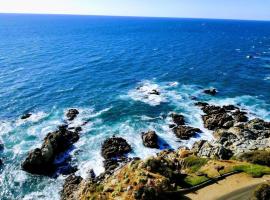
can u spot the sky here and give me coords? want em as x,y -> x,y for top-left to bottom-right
0,0 -> 269,21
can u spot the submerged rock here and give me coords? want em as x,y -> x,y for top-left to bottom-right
21,113 -> 32,119
66,109 -> 79,121
22,126 -> 79,175
173,125 -> 201,140
203,88 -> 217,95
141,131 -> 159,148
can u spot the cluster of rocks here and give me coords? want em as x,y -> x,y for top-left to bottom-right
170,113 -> 202,140
21,109 -> 82,176
192,102 -> 270,158
101,136 -> 132,172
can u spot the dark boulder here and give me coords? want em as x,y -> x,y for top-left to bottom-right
203,88 -> 217,95
103,158 -> 119,172
66,109 -> 79,121
101,137 -> 131,159
170,113 -> 185,126
22,126 -> 79,175
172,126 -> 202,140
21,113 -> 32,120
195,102 -> 209,107
223,105 -> 238,111
141,131 -> 159,148
201,105 -> 226,115
149,89 -> 160,95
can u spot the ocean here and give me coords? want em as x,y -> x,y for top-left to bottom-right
0,14 -> 269,199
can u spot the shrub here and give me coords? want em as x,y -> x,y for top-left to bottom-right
183,156 -> 208,172
238,151 -> 270,166
233,164 -> 270,177
251,183 -> 270,200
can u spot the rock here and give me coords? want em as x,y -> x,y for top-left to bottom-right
169,124 -> 176,129
234,113 -> 248,122
203,113 -> 233,130
141,131 -> 159,148
148,89 -> 160,95
214,146 -> 233,160
21,113 -> 32,119
0,158 -> 3,166
172,126 -> 201,140
0,143 -> 4,151
86,169 -> 96,180
170,113 -> 185,126
103,158 -> 119,172
178,148 -> 191,158
203,88 -> 217,95
101,137 -> 131,159
61,174 -> 83,200
66,109 -> 79,121
195,102 -> 209,107
223,105 -> 238,111
213,129 -> 237,141
202,105 -> 226,115
192,141 -> 232,160
22,126 -> 79,175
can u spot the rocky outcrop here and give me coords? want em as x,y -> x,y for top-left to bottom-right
61,174 -> 83,200
203,88 -> 217,95
173,126 -> 202,140
141,131 -> 159,148
21,113 -> 32,119
198,104 -> 249,130
101,137 -> 131,159
101,137 -> 132,172
191,140 -> 233,160
21,125 -> 79,175
193,103 -> 270,157
66,109 -> 79,121
170,113 -> 185,126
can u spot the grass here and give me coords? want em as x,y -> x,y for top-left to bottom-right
238,150 -> 270,166
184,175 -> 209,186
233,164 -> 270,177
183,156 -> 208,172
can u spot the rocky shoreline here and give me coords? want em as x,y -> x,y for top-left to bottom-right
59,100 -> 269,200
16,89 -> 270,200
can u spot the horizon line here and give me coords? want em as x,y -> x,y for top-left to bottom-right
0,12 -> 270,22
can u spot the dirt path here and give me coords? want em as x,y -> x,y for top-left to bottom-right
185,173 -> 270,200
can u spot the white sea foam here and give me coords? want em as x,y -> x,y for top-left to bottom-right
127,80 -> 167,106
264,75 -> 270,81
16,111 -> 48,126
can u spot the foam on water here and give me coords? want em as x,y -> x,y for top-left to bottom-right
127,80 -> 168,106
1,79 -> 270,199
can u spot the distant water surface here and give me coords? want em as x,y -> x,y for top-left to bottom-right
0,14 -> 270,199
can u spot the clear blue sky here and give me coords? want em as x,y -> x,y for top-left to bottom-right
0,0 -> 269,21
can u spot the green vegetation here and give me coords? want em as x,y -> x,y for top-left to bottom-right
233,164 -> 270,177
184,175 -> 209,186
183,156 -> 208,172
238,150 -> 270,166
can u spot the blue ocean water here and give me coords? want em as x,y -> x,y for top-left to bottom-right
0,14 -> 270,199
